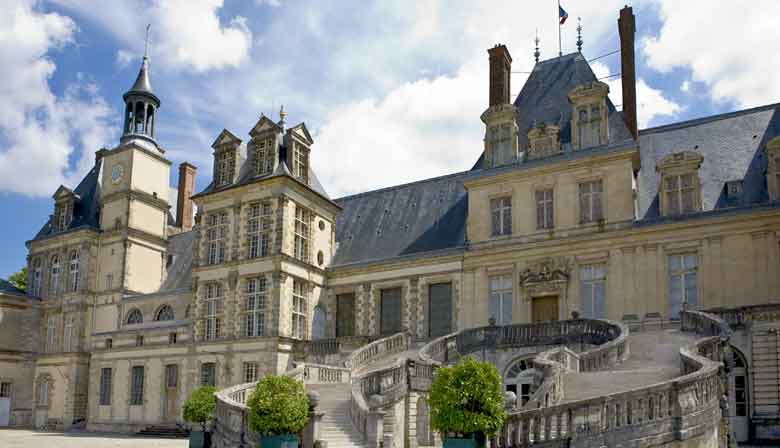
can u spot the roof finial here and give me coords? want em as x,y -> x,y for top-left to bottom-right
279,104 -> 287,129
144,24 -> 151,59
534,29 -> 540,63
576,17 -> 583,53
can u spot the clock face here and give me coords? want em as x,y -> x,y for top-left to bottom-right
111,164 -> 124,184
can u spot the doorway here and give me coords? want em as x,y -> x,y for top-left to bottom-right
164,364 -> 178,422
428,283 -> 452,338
729,349 -> 749,442
380,288 -> 402,335
532,295 -> 559,322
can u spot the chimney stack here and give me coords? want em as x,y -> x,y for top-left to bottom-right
488,44 -> 512,107
618,6 -> 638,139
176,162 -> 197,231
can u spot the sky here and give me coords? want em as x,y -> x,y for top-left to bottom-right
1,0 -> 780,279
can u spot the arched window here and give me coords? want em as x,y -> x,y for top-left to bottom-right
50,255 -> 61,294
134,101 -> 145,133
126,308 -> 143,325
146,104 -> 155,137
155,305 -> 175,322
69,250 -> 80,292
31,258 -> 42,296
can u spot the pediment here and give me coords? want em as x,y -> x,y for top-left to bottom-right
249,115 -> 282,137
289,122 -> 314,145
211,129 -> 242,148
52,185 -> 76,201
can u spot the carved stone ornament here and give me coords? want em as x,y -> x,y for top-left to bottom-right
518,256 -> 572,301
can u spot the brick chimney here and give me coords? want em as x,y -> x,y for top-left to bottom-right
618,6 -> 638,139
488,44 -> 512,107
176,162 -> 197,231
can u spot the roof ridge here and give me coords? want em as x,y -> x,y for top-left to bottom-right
640,102 -> 780,135
333,168 -> 474,202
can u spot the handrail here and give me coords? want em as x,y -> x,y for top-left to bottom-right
704,303 -> 780,328
346,331 -> 411,371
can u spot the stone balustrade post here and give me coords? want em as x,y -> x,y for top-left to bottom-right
303,391 -> 323,448
367,395 -> 385,448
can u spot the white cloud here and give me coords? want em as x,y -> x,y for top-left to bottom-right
256,0 -> 281,6
680,80 -> 690,93
643,0 -> 780,108
0,0 -> 115,197
591,61 -> 680,129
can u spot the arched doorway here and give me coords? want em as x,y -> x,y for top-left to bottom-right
504,357 -> 534,407
312,305 -> 326,340
729,347 -> 750,442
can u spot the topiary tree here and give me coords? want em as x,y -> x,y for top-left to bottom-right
183,385 -> 217,431
428,357 -> 507,442
247,375 -> 310,436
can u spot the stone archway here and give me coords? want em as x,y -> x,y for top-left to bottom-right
519,257 -> 572,321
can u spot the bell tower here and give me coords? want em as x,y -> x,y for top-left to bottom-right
120,26 -> 161,150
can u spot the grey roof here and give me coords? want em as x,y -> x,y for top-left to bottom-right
32,159 -> 103,240
332,171 -> 471,267
123,56 -> 158,103
158,230 -> 196,292
637,103 -> 780,219
0,279 -> 26,297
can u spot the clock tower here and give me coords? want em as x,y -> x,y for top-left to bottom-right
98,53 -> 172,294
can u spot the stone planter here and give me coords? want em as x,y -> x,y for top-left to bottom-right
259,433 -> 299,448
443,436 -> 477,448
189,430 -> 205,448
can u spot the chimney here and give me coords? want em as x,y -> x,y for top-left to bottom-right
618,6 -> 638,139
488,44 -> 512,107
176,162 -> 197,231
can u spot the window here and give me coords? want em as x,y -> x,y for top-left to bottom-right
292,280 -> 308,339
580,264 -> 606,318
135,335 -> 144,347
31,258 -> 42,296
155,305 -> 175,321
242,278 -> 266,337
37,380 -> 49,406
579,180 -> 604,223
668,254 -> 698,318
126,308 -> 143,325
489,124 -> 514,167
664,174 -> 697,215
535,189 -> 554,229
168,332 -> 177,345
54,203 -> 71,232
0,382 -> 11,398
293,142 -> 309,183
578,108 -> 588,147
204,283 -> 224,340
165,365 -> 178,388
489,275 -> 513,325
254,138 -> 275,176
50,255 -> 60,294
69,250 -> 80,292
735,374 -> 747,417
99,368 -> 112,406
206,212 -> 228,265
63,315 -> 77,352
46,316 -> 57,353
294,205 -> 311,263
244,362 -> 258,383
247,202 -> 272,259
589,104 -> 602,147
105,338 -> 112,350
490,197 -> 512,237
130,366 -> 144,405
201,363 -> 216,387
336,293 -> 355,337
106,273 -> 114,290
216,150 -> 235,186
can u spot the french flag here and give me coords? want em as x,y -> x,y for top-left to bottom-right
559,5 -> 569,25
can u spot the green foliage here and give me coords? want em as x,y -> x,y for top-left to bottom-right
247,375 -> 310,436
428,357 -> 507,437
182,385 -> 217,426
9,267 -> 27,292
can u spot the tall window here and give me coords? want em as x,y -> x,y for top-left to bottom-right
201,363 -> 216,387
578,108 -> 588,148
106,273 -> 114,290
293,142 -> 308,183
69,250 -> 80,292
336,293 -> 355,337
99,368 -> 112,406
669,254 -> 698,318
580,264 -> 606,318
54,203 -> 70,232
590,104 -> 602,147
243,278 -> 266,337
50,255 -> 60,294
664,174 -> 697,215
31,258 -> 42,296
46,316 -> 57,353
577,105 -> 602,149
0,382 -> 10,399
579,180 -> 604,223
491,197 -> 512,237
37,380 -> 49,406
206,212 -> 228,265
254,138 -> 274,175
536,189 -> 554,229
204,283 -> 223,340
294,205 -> 311,263
247,202 -> 272,259
292,280 -> 308,339
244,362 -> 258,383
216,151 -> 235,186
130,366 -> 144,405
489,275 -> 512,325
63,315 -> 77,352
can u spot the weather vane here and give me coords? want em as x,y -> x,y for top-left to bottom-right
576,17 -> 583,52
144,24 -> 151,58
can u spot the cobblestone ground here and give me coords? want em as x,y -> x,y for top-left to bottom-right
0,429 -> 187,447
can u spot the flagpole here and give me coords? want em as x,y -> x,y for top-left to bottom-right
558,0 -> 562,56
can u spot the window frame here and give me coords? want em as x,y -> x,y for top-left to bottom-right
668,253 -> 699,319
206,212 -> 229,265
31,258 -> 42,296
243,362 -> 258,383
294,205 -> 311,263
0,381 -> 11,399
242,277 -> 266,338
579,263 -> 607,318
216,150 -> 235,186
99,368 -> 112,406
204,283 -> 224,340
490,196 -> 512,237
488,274 -> 513,325
201,362 -> 216,387
130,366 -> 144,406
247,202 -> 272,259
69,250 -> 80,292
535,188 -> 555,230
50,254 -> 60,294
579,180 -> 604,224
292,279 -> 308,340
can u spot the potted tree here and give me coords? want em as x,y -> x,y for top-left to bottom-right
182,385 -> 217,448
247,375 -> 310,448
429,357 -> 507,447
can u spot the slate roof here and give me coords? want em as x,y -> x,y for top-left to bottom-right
0,279 -> 26,297
32,158 -> 103,241
637,103 -> 780,220
158,230 -> 196,293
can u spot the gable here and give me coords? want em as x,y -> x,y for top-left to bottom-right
211,129 -> 242,148
290,123 -> 314,145
52,185 -> 76,201
249,115 -> 282,137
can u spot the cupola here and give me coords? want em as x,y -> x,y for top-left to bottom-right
120,53 -> 161,150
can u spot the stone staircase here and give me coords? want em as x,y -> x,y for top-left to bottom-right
308,383 -> 368,447
136,424 -> 190,438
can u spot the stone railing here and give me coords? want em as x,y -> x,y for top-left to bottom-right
295,335 -> 375,365
704,303 -> 780,329
347,331 -> 411,371
495,310 -> 730,447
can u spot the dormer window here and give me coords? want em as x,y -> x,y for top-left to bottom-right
527,123 -> 561,160
210,129 -> 241,188
292,141 -> 309,184
216,150 -> 235,187
657,151 -> 704,217
569,81 -> 609,150
489,124 -> 514,167
254,137 -> 275,176
767,136 -> 780,201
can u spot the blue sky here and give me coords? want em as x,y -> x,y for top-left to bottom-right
2,0 -> 779,280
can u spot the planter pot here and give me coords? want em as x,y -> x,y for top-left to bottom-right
443,437 -> 477,448
259,433 -> 300,448
189,430 -> 205,448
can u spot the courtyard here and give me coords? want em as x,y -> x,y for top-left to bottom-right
0,429 -> 187,447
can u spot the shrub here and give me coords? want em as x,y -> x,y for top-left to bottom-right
428,357 -> 507,438
247,375 -> 310,436
183,385 -> 217,429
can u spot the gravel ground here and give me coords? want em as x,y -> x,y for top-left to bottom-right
0,429 -> 187,447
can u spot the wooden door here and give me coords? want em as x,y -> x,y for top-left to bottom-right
532,296 -> 559,322
164,364 -> 178,421
428,283 -> 452,338
380,288 -> 402,335
336,293 -> 355,337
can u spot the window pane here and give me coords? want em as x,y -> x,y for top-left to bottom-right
685,273 -> 698,308
684,254 -> 698,269
669,255 -> 682,271
489,293 -> 499,323
501,292 -> 512,325
594,281 -> 606,318
580,283 -> 593,318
